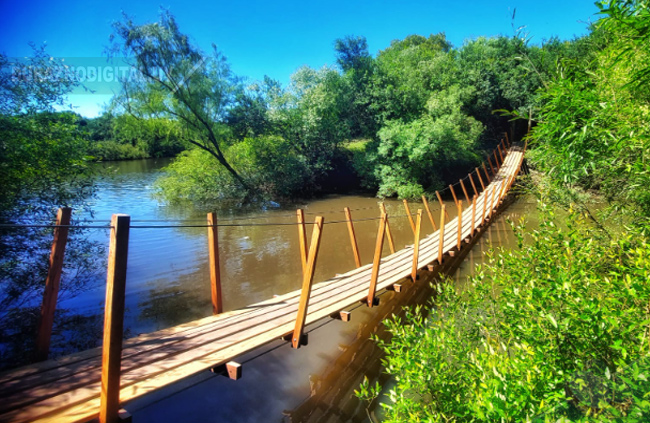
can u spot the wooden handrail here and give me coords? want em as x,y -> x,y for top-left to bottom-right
411,210 -> 422,282
380,203 -> 396,254
207,212 -> 223,315
36,207 -> 72,362
460,179 -> 470,204
403,199 -> 416,235
344,207 -> 362,268
367,212 -> 387,308
99,214 -> 130,423
292,216 -> 324,349
296,209 -> 308,275
438,205 -> 446,264
421,195 -> 437,231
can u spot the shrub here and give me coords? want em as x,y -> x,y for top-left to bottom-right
360,205 -> 650,422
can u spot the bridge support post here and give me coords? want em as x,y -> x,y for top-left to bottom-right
100,214 -> 130,423
421,195 -> 437,231
380,203 -> 396,254
490,186 -> 497,217
403,200 -> 416,235
435,191 -> 450,220
475,167 -> 486,190
483,163 -> 492,183
449,184 -> 459,206
438,205 -> 446,264
207,213 -> 223,315
482,188 -> 488,224
471,195 -> 477,237
296,209 -> 308,275
460,179 -> 470,204
35,207 -> 72,362
457,201 -> 463,250
487,156 -> 496,176
468,172 -> 479,198
291,216 -> 324,349
367,212 -> 387,308
344,207 -> 362,268
411,210 -> 422,282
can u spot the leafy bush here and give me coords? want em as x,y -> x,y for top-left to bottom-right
373,86 -> 482,198
87,140 -> 148,161
360,206 -> 650,422
529,0 -> 650,220
155,135 -> 309,203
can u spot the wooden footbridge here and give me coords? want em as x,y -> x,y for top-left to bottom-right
0,140 -> 526,423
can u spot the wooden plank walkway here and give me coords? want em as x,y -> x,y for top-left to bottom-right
0,146 -> 525,423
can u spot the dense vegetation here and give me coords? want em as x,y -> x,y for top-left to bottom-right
0,49 -> 104,368
357,1 -> 650,421
92,12 -> 583,203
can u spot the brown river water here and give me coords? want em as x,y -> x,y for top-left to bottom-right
57,159 -> 537,422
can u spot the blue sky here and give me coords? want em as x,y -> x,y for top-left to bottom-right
0,0 -> 600,117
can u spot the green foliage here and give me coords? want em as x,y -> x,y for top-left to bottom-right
111,11 -> 250,189
156,135 -> 309,203
0,112 -> 92,213
529,1 -> 650,219
370,33 -> 453,124
367,207 -> 650,422
87,140 -> 149,161
372,86 -> 483,198
334,35 -> 372,73
0,45 -> 78,115
0,49 -> 104,368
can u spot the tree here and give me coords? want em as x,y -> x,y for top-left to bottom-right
334,35 -> 372,72
111,11 -> 250,190
0,48 -> 102,369
370,33 -> 453,124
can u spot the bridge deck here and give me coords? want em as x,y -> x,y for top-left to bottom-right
0,148 -> 524,423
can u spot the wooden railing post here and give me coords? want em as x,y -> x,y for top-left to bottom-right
291,216 -> 324,349
411,210 -> 422,282
403,199 -> 416,235
483,163 -> 492,183
476,167 -> 486,190
493,150 -> 501,169
207,212 -> 223,315
367,212 -> 387,308
99,214 -> 130,423
35,207 -> 72,362
460,179 -> 470,204
380,203 -> 396,254
482,187 -> 488,224
471,195 -> 477,237
344,207 -> 361,268
505,132 -> 510,147
490,186 -> 497,216
296,209 -> 308,275
457,201 -> 463,250
487,156 -> 496,176
449,184 -> 459,206
498,177 -> 508,204
421,195 -> 437,230
436,191 -> 450,219
468,173 -> 479,198
437,205 -> 446,264
498,142 -> 505,163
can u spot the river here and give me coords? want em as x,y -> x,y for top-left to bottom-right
56,159 -> 535,422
